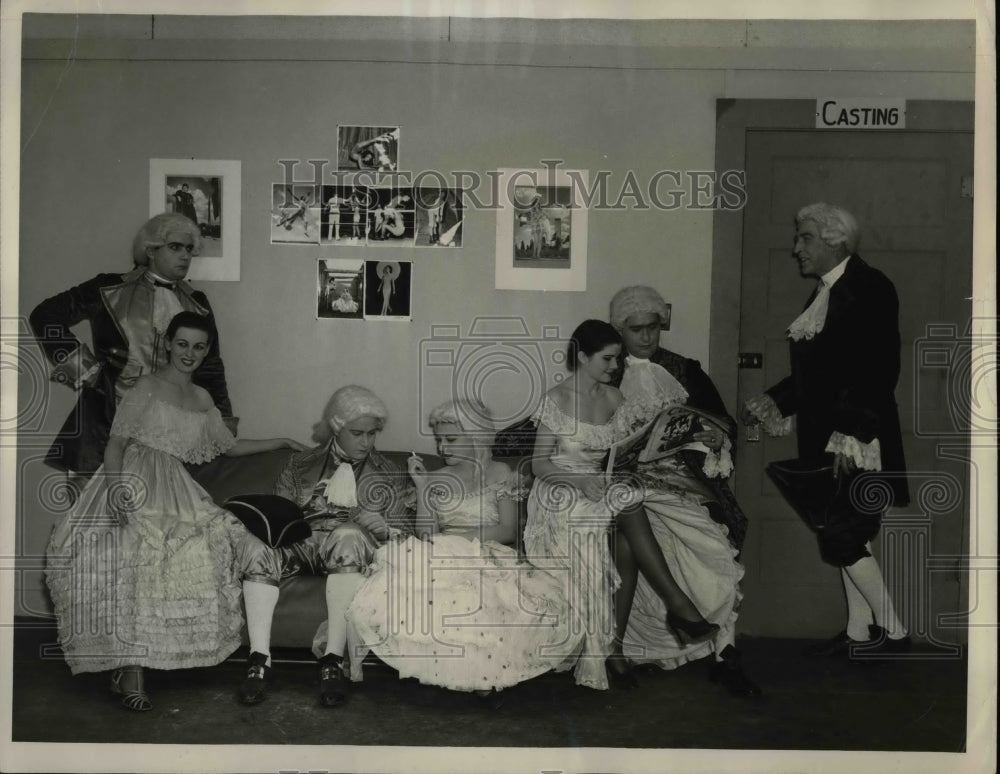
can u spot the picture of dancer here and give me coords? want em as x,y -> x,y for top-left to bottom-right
318,258 -> 364,320
338,125 -> 400,172
367,187 -> 415,244
512,185 -> 572,266
363,260 -> 411,320
164,176 -> 223,256
414,188 -> 464,248
271,184 -> 320,245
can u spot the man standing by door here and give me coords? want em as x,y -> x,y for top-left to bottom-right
745,202 -> 911,658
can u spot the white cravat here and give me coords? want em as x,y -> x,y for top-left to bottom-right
621,355 -> 688,406
320,442 -> 359,508
148,272 -> 184,336
787,256 -> 850,342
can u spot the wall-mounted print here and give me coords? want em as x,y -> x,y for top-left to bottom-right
367,186 -> 415,245
271,184 -> 320,245
495,168 -> 588,291
337,125 -> 400,173
318,258 -> 364,320
364,260 -> 411,321
320,184 -> 368,246
149,159 -> 241,281
414,188 -> 464,248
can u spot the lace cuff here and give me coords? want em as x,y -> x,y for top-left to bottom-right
495,475 -> 529,502
825,432 -> 882,471
702,435 -> 734,479
745,394 -> 792,437
109,388 -> 154,439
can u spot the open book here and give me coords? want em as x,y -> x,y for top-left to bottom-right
605,404 -> 731,477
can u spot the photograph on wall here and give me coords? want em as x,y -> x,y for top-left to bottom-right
495,168 -> 588,291
414,187 -> 464,247
148,158 -> 241,281
270,183 -> 320,245
337,125 -> 400,172
366,186 -> 415,245
318,258 -> 364,320
320,184 -> 368,245
363,260 -> 411,320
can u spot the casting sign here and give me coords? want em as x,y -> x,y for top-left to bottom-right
816,98 -> 906,129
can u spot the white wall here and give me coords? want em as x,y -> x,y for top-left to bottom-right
12,15 -> 975,616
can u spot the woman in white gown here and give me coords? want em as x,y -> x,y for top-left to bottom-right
341,399 -> 577,693
525,320 -> 717,690
608,286 -> 759,697
45,311 -> 305,711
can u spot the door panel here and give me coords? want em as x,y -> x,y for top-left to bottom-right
735,129 -> 973,643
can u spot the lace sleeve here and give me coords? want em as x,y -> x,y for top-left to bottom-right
109,387 -> 154,441
531,395 -> 571,434
204,407 -> 237,456
825,431 -> 882,471
494,469 -> 529,502
745,394 -> 793,437
702,435 -> 735,479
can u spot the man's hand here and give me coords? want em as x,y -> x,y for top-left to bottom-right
833,452 -> 856,479
354,510 -> 389,540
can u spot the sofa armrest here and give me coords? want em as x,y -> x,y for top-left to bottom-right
189,449 -> 295,505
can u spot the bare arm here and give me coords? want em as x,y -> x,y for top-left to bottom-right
225,438 -> 307,457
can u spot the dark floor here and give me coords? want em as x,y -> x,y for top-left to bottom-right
10,619 -> 968,753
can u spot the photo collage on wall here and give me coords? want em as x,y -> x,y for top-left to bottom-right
272,125 -> 464,321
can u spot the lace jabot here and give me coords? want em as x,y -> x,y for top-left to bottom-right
110,388 -> 235,464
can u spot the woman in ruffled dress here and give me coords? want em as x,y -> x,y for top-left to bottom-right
607,286 -> 759,697
342,398 -> 574,695
45,311 -> 305,712
525,319 -> 717,690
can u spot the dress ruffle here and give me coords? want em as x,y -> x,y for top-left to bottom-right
46,410 -> 246,675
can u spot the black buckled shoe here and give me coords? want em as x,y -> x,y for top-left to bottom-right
240,651 -> 271,705
851,625 -> 912,659
802,630 -> 868,658
708,645 -> 762,699
319,653 -> 350,708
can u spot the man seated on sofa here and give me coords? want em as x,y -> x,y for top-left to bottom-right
237,385 -> 415,707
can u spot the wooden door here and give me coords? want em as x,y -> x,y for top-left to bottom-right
735,129 -> 974,644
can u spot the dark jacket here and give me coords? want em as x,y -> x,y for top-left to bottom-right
766,254 -> 909,506
29,268 -> 232,473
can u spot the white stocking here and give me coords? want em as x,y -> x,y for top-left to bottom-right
843,547 -> 906,638
325,573 -> 365,658
841,567 -> 873,641
243,581 -> 280,666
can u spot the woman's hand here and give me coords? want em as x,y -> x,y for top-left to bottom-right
106,480 -> 136,526
579,476 -> 607,502
407,454 -> 428,485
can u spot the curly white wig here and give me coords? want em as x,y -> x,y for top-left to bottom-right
609,285 -> 670,331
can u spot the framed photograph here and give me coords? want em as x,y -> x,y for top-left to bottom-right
364,260 -> 412,320
495,168 -> 588,291
318,258 -> 364,320
149,158 -> 241,282
337,125 -> 400,173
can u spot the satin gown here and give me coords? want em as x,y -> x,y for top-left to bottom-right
46,387 -> 247,674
